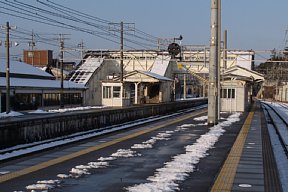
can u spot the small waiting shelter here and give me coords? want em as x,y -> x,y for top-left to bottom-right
220,66 -> 264,112
102,70 -> 172,107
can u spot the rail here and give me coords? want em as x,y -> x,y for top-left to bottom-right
261,102 -> 288,157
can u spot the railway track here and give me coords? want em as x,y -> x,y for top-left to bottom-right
0,104 -> 207,162
261,102 -> 288,157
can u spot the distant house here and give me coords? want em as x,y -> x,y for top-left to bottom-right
0,61 -> 86,112
23,50 -> 53,67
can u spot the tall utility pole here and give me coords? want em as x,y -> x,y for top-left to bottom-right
217,0 -> 221,120
1,22 -> 16,114
59,34 -> 64,108
120,21 -> 124,82
223,30 -> 227,70
208,0 -> 219,125
78,40 -> 85,64
29,30 -> 36,66
109,22 -> 135,82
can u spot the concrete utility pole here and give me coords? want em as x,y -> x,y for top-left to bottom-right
223,30 -> 227,69
78,40 -> 85,63
1,22 -> 16,114
120,21 -> 124,82
208,0 -> 219,125
217,0 -> 221,120
59,34 -> 64,109
109,22 -> 134,82
29,30 -> 36,66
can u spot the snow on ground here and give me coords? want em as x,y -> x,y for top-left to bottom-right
28,109 -> 53,114
0,111 -> 23,118
57,174 -> 69,179
98,157 -> 116,161
193,115 -> 207,121
48,105 -> 109,113
126,112 -> 241,192
111,149 -> 141,158
26,179 -> 61,191
0,105 -> 108,118
27,112 -> 240,192
267,123 -> 288,191
261,101 -> 288,191
0,113 -> 178,161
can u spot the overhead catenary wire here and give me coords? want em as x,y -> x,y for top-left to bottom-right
0,0 -> 159,50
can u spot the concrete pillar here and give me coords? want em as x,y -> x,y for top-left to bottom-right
134,82 -> 139,104
184,74 -> 187,99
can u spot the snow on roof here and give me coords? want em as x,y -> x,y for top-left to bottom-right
150,55 -> 171,76
0,77 -> 85,89
140,71 -> 172,81
70,56 -> 104,85
0,61 -> 53,78
224,65 -> 264,81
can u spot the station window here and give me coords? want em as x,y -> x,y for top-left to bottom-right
113,86 -> 121,98
220,88 -> 235,98
103,86 -> 112,98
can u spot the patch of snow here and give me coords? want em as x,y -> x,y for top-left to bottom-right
37,180 -> 61,184
28,109 -> 52,114
0,171 -> 9,175
131,143 -> 153,149
70,168 -> 90,176
48,105 -> 109,113
26,184 -> 54,190
194,115 -> 208,121
267,123 -> 288,191
142,139 -> 157,145
98,157 -> 116,161
75,165 -> 92,170
88,161 -> 109,168
57,174 -> 70,179
0,111 -> 23,118
111,149 -> 141,158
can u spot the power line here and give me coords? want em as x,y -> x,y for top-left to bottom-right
0,0 -> 159,50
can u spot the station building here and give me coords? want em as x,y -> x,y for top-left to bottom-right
0,61 -> 85,112
69,51 -> 179,107
68,49 -> 262,111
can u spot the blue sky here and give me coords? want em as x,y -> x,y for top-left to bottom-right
0,0 -> 288,60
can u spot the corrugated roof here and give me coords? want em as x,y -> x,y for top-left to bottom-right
70,56 -> 104,85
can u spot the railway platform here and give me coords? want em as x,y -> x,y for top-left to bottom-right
211,101 -> 282,192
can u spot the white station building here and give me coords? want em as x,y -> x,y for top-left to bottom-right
68,49 -> 264,112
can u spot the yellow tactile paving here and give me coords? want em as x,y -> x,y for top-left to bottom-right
0,109 -> 206,183
210,111 -> 255,192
